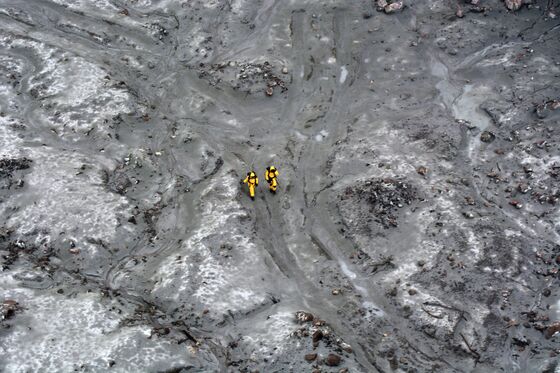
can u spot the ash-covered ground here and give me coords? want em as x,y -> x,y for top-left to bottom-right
0,0 -> 559,372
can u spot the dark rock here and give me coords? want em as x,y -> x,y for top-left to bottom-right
512,336 -> 530,347
0,157 -> 32,178
544,322 -> 560,339
387,287 -> 398,297
312,329 -> 324,343
408,289 -> 417,296
325,353 -> 341,366
416,166 -> 428,176
304,353 -> 317,362
543,289 -> 551,297
2,299 -> 21,320
480,131 -> 496,143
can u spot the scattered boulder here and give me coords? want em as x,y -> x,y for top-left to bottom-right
504,0 -> 522,10
544,322 -> 560,339
518,183 -> 530,194
325,353 -> 342,366
340,342 -> 353,353
109,172 -> 132,195
304,353 -> 317,362
509,200 -> 523,209
535,99 -> 560,119
295,311 -> 314,323
340,178 -> 418,229
1,299 -> 21,320
480,131 -> 496,143
385,1 -> 404,13
312,329 -> 324,343
377,0 -> 404,13
0,157 -> 32,178
416,166 -> 428,176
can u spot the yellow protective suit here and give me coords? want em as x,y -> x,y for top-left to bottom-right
265,166 -> 279,193
242,171 -> 258,200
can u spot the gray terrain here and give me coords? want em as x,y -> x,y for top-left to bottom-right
1,0 -> 559,372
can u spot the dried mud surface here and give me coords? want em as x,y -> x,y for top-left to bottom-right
0,0 -> 559,372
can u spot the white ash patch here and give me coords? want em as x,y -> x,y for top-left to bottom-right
152,172 -> 275,315
0,287 -> 193,373
6,147 -> 131,253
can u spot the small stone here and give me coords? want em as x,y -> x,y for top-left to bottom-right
312,329 -> 324,343
295,311 -> 314,323
331,288 -> 342,295
543,289 -> 551,297
340,342 -> 353,353
480,131 -> 496,143
282,67 -> 288,74
325,354 -> 342,366
518,183 -> 530,194
505,0 -> 523,11
2,300 -> 20,319
384,1 -> 403,13
376,0 -> 388,10
456,7 -> 464,18
417,260 -> 426,267
465,196 -> 475,205
523,165 -> 533,173
545,322 -> 560,339
69,247 -> 80,254
408,289 -> 417,296
463,211 -> 475,219
304,353 -> 317,362
416,166 -> 428,176
509,200 -> 523,209
265,87 -> 274,96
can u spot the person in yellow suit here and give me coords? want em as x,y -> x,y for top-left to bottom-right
242,171 -> 258,200
265,166 -> 279,194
